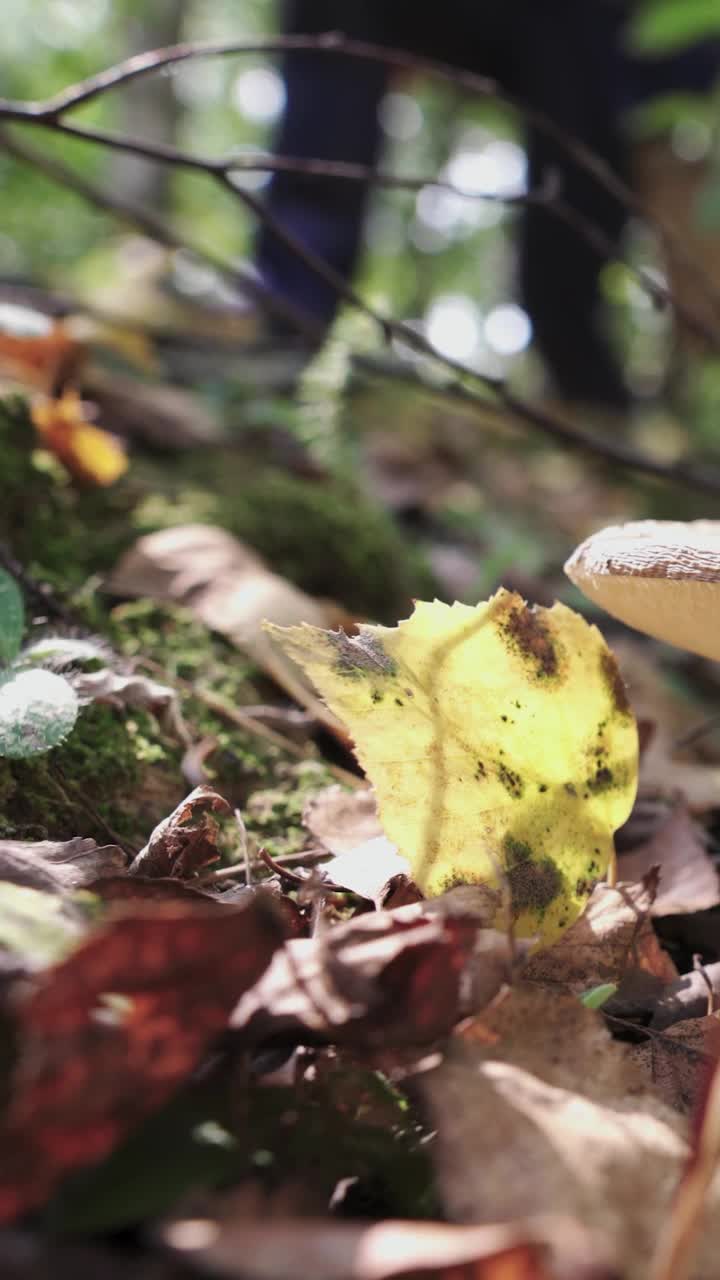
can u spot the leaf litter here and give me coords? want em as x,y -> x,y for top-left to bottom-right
4,585 -> 720,1280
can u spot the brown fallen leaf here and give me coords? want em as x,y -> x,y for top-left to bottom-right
302,785 -> 384,855
422,986 -> 720,1280
629,1018 -> 718,1114
0,892 -> 287,1222
163,1212 -> 593,1280
128,786 -> 231,879
88,874 -> 230,908
0,837 -> 126,894
231,900 -> 514,1049
82,365 -> 222,449
650,1025 -> 720,1280
106,524 -> 346,735
524,879 -> 677,994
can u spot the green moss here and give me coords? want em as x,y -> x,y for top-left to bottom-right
0,397 -> 140,597
1,396 -> 434,621
0,703 -> 181,845
132,450 -> 436,621
244,759 -> 337,858
0,397 -> 403,849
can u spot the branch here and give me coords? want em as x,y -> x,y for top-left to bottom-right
14,114 -> 704,349
2,30 -> 718,337
7,131 -> 720,498
0,125 -> 323,342
4,54 -> 720,496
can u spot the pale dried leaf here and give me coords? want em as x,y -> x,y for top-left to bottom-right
524,880 -> 676,993
303,785 -> 383,854
106,524 -> 344,732
73,668 -> 176,712
324,837 -> 413,906
619,807 -> 719,916
423,987 -> 720,1280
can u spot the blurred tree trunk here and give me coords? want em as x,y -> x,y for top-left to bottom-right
115,0 -> 187,211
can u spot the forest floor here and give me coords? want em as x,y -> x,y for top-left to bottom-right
3,328 -> 720,1280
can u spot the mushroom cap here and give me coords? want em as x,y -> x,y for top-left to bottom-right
564,520 -> 720,661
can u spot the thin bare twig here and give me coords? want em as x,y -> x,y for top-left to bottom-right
0,124 -> 323,342
2,30 -> 718,334
4,44 -> 720,494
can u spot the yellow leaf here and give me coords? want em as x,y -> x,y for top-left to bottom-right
31,389 -> 127,487
268,591 -> 638,947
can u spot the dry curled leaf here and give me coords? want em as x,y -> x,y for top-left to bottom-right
128,786 -> 231,879
231,900 -> 513,1049
0,837 -> 125,894
0,893 -> 287,1222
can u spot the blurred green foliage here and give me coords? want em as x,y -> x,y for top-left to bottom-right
629,0 -> 720,54
0,0 -> 719,429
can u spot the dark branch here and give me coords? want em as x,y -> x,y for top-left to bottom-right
3,44 -> 720,496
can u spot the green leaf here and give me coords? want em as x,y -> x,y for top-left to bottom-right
0,568 -> 24,667
628,0 -> 720,54
0,668 -> 79,758
579,983 -> 618,1010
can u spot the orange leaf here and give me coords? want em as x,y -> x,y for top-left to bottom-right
0,302 -> 82,391
31,388 -> 128,486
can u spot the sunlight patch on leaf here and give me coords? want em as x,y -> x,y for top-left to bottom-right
269,591 -> 638,946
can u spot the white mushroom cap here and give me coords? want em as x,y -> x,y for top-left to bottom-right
565,520 -> 720,661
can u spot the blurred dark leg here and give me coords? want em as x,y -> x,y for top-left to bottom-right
517,4 -> 631,408
256,1 -> 389,335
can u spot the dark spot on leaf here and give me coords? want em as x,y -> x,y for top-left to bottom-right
395,698 -> 404,707
600,651 -> 631,716
371,690 -> 384,704
497,763 -> 523,799
575,877 -> 597,897
504,836 -> 561,914
587,765 -> 614,794
538,783 -> 548,793
564,782 -> 577,797
475,760 -> 487,780
501,603 -> 558,679
501,715 -> 508,723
